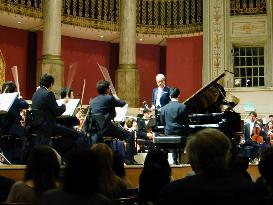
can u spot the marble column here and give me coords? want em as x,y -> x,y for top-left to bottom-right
38,0 -> 64,94
116,0 -> 139,107
202,0 -> 230,86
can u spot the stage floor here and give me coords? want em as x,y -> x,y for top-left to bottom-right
0,164 -> 261,188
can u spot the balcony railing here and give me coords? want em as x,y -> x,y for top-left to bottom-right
230,0 -> 266,16
0,0 -> 202,35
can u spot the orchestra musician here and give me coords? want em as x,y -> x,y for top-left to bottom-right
0,81 -> 29,164
89,80 -> 137,165
0,81 -> 29,138
160,87 -> 189,165
31,74 -> 88,160
60,87 -> 74,99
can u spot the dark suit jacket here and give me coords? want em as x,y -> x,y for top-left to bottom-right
160,101 -> 189,136
158,171 -> 264,205
152,86 -> 171,108
244,122 -> 251,141
32,86 -> 66,134
90,94 -> 126,122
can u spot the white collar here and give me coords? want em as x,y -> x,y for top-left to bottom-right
171,98 -> 178,101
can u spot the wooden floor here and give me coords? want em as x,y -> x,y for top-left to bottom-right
0,164 -> 261,188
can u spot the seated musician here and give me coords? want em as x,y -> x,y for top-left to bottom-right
0,81 -> 29,164
31,74 -> 88,160
0,81 -> 29,138
89,80 -> 137,165
60,87 -> 74,99
160,87 -> 189,165
124,116 -> 154,152
59,87 -> 83,129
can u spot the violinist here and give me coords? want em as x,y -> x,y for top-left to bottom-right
31,74 -> 88,161
266,121 -> 273,145
0,81 -> 29,138
0,81 -> 29,164
89,80 -> 137,164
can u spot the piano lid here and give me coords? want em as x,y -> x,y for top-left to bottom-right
183,70 -> 237,114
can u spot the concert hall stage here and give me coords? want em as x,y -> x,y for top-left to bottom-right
0,164 -> 261,188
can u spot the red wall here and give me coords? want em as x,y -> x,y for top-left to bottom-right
136,44 -> 161,106
1,25 -> 203,106
166,36 -> 203,101
37,32 -> 111,104
0,25 -> 28,97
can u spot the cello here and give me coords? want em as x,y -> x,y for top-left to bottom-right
251,121 -> 264,144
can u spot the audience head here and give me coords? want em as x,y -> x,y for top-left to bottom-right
90,143 -> 113,169
112,150 -> 126,178
60,87 -> 74,99
24,145 -> 60,196
40,74 -> 54,89
185,128 -> 232,175
170,87 -> 180,99
144,148 -> 171,177
96,80 -> 110,95
1,81 -> 17,93
156,74 -> 166,88
258,146 -> 273,189
64,150 -> 100,195
139,149 -> 172,204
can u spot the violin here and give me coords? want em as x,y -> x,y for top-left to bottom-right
251,123 -> 264,144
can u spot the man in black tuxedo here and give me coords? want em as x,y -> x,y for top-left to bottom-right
31,74 -> 87,158
90,80 -> 136,164
160,87 -> 189,164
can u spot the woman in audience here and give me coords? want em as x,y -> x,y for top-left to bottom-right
138,149 -> 172,205
258,146 -> 273,203
41,150 -> 114,205
112,150 -> 135,190
6,145 -> 61,203
90,143 -> 128,199
158,128 -> 264,205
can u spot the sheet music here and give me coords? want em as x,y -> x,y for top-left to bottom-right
56,99 -> 80,117
0,92 -> 18,114
114,104 -> 128,122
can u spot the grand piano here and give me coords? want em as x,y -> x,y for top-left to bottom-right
154,70 -> 242,149
183,70 -> 242,143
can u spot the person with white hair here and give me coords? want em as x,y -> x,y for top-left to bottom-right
151,74 -> 171,110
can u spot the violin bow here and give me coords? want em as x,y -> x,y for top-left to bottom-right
80,79 -> 86,109
66,62 -> 78,97
11,66 -> 21,97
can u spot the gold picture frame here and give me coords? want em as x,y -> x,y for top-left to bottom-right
0,49 -> 6,90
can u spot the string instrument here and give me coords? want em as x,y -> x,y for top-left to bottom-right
251,124 -> 264,144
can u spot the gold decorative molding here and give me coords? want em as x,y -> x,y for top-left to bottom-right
230,15 -> 266,37
211,0 -> 224,79
0,0 -> 203,36
0,49 -> 6,89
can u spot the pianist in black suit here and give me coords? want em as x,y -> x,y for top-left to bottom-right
31,74 -> 88,157
90,80 -> 136,164
160,87 -> 189,164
